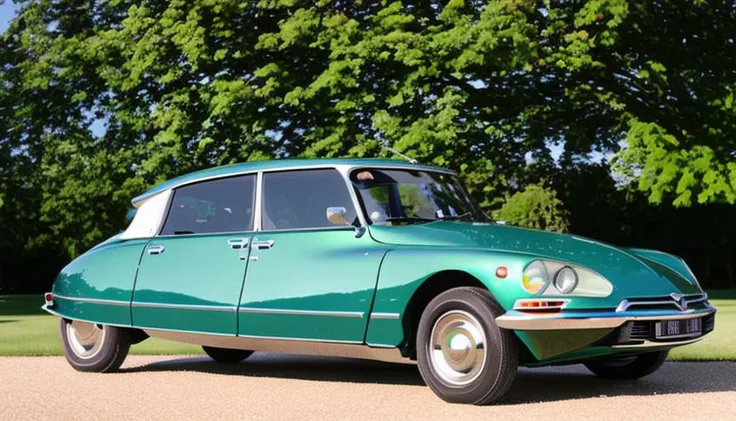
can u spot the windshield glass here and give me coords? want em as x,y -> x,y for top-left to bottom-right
350,168 -> 487,225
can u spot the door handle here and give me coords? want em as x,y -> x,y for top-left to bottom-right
251,239 -> 275,250
148,245 -> 165,255
227,238 -> 249,249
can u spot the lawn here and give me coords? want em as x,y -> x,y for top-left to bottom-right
668,290 -> 736,361
0,295 -> 201,356
0,292 -> 734,360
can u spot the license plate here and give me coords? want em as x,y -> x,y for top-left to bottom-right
655,318 -> 702,339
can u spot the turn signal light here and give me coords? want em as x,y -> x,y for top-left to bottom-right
495,266 -> 508,278
514,299 -> 569,312
44,292 -> 54,307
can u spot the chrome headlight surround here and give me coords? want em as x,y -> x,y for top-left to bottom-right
521,259 -> 613,297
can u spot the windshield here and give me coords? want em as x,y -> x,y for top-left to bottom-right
350,168 -> 487,225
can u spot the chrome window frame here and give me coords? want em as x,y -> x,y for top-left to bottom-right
155,172 -> 259,238
346,165 -> 482,226
255,166 -> 365,233
124,163 -> 456,239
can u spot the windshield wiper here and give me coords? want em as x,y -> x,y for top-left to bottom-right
383,216 -> 435,224
437,212 -> 472,221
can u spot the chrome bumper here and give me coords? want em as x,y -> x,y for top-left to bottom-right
495,304 -> 716,331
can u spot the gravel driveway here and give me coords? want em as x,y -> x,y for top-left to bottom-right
1,354 -> 734,421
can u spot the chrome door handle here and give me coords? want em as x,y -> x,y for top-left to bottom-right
227,238 -> 249,249
251,239 -> 275,250
148,245 -> 165,255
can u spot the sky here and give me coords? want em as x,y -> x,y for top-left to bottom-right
0,1 -> 19,33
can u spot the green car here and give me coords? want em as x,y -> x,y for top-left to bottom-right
43,158 -> 716,405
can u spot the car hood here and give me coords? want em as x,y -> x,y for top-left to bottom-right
368,221 -> 702,297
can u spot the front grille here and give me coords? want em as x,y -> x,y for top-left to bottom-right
703,313 -> 716,333
630,321 -> 652,340
616,293 -> 708,313
603,313 -> 715,346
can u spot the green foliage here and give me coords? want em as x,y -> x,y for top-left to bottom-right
494,184 -> 569,233
1,1 -> 735,290
614,120 -> 736,207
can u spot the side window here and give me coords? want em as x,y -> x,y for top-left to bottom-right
262,169 -> 357,230
161,175 -> 256,235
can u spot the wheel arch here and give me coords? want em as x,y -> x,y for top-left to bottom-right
400,270 -> 489,358
364,246 -> 538,362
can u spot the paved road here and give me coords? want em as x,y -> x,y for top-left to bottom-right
0,355 -> 734,421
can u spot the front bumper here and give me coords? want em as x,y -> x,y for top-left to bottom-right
495,305 -> 716,331
495,294 -> 716,361
496,303 -> 716,350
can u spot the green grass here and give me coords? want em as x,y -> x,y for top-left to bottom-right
0,295 -> 201,356
1,292 -> 734,359
669,290 -> 736,361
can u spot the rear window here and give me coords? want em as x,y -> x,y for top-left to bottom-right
161,175 -> 256,235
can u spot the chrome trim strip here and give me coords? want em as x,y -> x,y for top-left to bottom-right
41,305 -> 132,328
143,329 -> 412,364
52,294 -> 129,307
616,293 -> 708,313
495,306 -> 716,331
239,307 -> 364,318
369,312 -> 401,320
136,326 -> 236,337
237,333 -> 362,344
132,302 -> 237,312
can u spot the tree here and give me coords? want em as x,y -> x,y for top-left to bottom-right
1,0 -> 735,290
494,184 -> 569,232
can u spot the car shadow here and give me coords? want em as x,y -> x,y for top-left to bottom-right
0,320 -> 17,324
123,353 -> 426,386
123,353 -> 736,404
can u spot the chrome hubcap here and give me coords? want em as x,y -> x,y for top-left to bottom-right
429,310 -> 486,386
66,321 -> 105,359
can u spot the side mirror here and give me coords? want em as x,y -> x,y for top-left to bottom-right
326,206 -> 348,225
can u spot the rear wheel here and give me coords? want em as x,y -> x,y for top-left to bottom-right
416,287 -> 518,405
202,346 -> 253,363
584,351 -> 668,379
60,319 -> 130,373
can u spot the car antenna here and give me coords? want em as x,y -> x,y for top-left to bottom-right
379,141 -> 419,164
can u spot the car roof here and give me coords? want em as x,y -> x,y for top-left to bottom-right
132,158 -> 454,206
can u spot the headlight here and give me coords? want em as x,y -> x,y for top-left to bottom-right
522,259 -> 613,297
521,260 -> 548,294
554,266 -> 578,294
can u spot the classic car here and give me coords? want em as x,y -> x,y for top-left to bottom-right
43,158 -> 716,405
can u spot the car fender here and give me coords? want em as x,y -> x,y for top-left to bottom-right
625,248 -> 700,286
364,247 -> 534,347
46,237 -> 150,326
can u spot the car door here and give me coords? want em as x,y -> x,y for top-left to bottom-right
132,174 -> 256,335
238,168 -> 386,343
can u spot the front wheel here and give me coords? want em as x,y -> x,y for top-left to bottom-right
416,287 -> 519,405
584,351 -> 668,379
202,346 -> 253,363
60,319 -> 131,372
